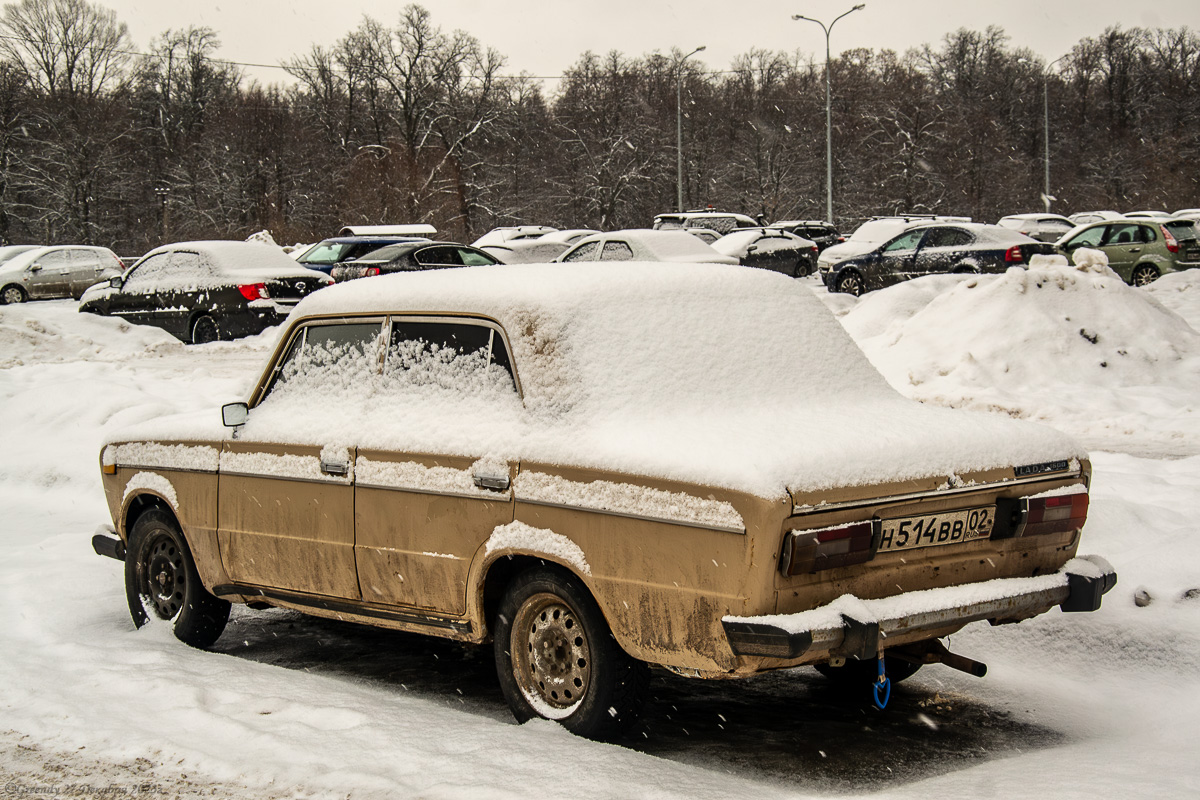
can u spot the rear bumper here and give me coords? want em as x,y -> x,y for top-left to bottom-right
722,555 -> 1116,661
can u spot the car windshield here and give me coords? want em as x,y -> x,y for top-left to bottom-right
298,241 -> 357,265
850,220 -> 909,243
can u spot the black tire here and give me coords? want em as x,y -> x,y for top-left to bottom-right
493,566 -> 649,740
1,284 -> 27,305
191,315 -> 219,344
951,263 -> 979,274
835,271 -> 865,296
815,654 -> 922,689
124,508 -> 230,648
1130,264 -> 1160,286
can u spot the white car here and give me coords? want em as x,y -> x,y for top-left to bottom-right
0,244 -> 125,304
471,226 -> 558,248
555,230 -> 739,265
1067,210 -> 1123,226
997,213 -> 1075,243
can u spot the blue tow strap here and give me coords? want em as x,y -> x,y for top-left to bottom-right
873,655 -> 891,710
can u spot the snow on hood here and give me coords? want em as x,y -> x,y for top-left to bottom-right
115,262 -> 1083,499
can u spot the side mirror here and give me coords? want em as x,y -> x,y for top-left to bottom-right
221,402 -> 249,428
108,275 -> 122,288
29,263 -> 41,272
746,244 -> 758,253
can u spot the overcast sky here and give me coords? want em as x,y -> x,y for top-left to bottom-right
103,1 -> 1200,88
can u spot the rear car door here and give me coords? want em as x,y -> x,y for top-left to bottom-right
218,320 -> 386,600
25,249 -> 71,298
914,227 -> 974,275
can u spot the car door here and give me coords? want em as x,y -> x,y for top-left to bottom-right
217,320 -> 386,600
108,253 -> 173,325
914,227 -> 974,275
353,316 -> 519,615
875,228 -> 926,282
25,249 -> 71,298
1097,222 -> 1143,276
560,240 -> 601,262
63,248 -> 108,298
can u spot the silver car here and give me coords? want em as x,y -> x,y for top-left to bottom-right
0,245 -> 124,304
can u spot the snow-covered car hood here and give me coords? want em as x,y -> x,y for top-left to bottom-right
111,262 -> 1084,499
817,240 -> 876,268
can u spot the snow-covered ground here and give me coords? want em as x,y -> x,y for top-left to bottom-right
2,264 -> 1198,798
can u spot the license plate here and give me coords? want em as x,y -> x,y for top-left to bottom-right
878,506 -> 995,553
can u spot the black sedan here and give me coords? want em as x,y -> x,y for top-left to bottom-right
710,228 -> 819,277
821,223 -> 1055,296
768,220 -> 844,253
331,241 -> 500,282
79,241 -> 331,343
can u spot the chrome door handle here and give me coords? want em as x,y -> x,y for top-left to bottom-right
1128,247 -> 1141,253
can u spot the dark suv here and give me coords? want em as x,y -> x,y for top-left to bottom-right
769,220 -> 843,253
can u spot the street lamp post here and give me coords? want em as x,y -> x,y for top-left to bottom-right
676,45 -> 706,213
153,182 -> 171,242
793,5 -> 865,224
1042,54 -> 1068,212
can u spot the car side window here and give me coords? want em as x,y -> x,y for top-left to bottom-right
266,321 -> 385,400
1104,224 -> 1140,246
1138,225 -> 1157,243
562,241 -> 600,262
458,248 -> 498,267
35,250 -> 69,268
924,228 -> 972,248
600,241 -> 634,261
1068,226 -> 1106,248
415,246 -> 464,267
121,253 -> 173,291
385,320 -> 516,394
883,230 -> 925,252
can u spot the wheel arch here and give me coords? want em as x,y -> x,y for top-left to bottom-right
476,552 -> 596,642
122,491 -> 179,540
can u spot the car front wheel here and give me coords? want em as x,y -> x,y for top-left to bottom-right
494,566 -> 649,740
834,271 -> 865,296
1,284 -> 26,304
1131,264 -> 1160,286
124,508 -> 230,648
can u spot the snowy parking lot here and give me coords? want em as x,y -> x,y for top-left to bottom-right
1,264 -> 1198,799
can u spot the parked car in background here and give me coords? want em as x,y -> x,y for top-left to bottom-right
823,222 -> 1054,296
1068,210 -> 1123,226
652,210 -> 760,234
293,235 -> 432,275
332,241 -> 499,281
92,261 -> 1114,741
997,213 -> 1075,243
1172,208 -> 1200,222
1056,218 -> 1200,285
684,228 -> 723,245
769,220 -> 844,252
471,226 -> 558,248
555,229 -> 739,264
537,229 -> 598,246
79,241 -> 332,343
711,227 -> 818,277
336,224 -> 437,237
816,214 -> 972,273
481,239 -> 571,264
0,245 -> 124,304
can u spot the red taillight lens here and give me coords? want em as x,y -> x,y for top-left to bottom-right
1015,491 -> 1089,537
1161,225 -> 1179,254
365,266 -> 380,277
237,283 -> 269,301
1005,245 -> 1025,263
782,521 -> 875,576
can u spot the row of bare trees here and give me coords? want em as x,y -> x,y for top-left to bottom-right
0,0 -> 1197,254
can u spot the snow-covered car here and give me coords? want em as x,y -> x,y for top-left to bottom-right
471,226 -> 558,248
817,215 -> 971,273
0,244 -> 125,304
555,229 -> 739,264
768,220 -> 844,252
78,241 -> 332,344
822,222 -> 1055,296
997,213 -> 1075,243
710,227 -> 818,277
652,210 -> 760,234
91,263 -> 1115,740
480,239 -> 571,264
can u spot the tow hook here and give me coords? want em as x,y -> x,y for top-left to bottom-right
873,652 -> 891,710
891,639 -> 988,678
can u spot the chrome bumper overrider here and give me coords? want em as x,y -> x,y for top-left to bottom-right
722,555 -> 1116,660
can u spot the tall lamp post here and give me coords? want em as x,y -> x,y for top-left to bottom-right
676,45 -> 706,213
1042,54 -> 1068,212
793,5 -> 864,224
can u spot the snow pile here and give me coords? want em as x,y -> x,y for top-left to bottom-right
1142,268 -> 1200,328
0,301 -> 181,367
840,263 -> 1200,456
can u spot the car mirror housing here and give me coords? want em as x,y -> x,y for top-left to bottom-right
108,275 -> 122,288
29,263 -> 41,271
221,402 -> 249,428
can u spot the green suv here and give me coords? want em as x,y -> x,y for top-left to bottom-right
1056,218 -> 1200,285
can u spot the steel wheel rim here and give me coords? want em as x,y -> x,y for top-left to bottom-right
511,592 -> 591,715
142,533 -> 185,619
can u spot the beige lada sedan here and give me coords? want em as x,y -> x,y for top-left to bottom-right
92,261 -> 1115,740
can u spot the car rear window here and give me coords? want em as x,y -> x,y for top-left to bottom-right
1165,220 -> 1199,241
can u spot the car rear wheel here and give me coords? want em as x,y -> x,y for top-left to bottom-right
1131,264 -> 1160,286
1,284 -> 26,304
834,271 -> 865,296
124,508 -> 230,648
494,566 -> 649,740
191,315 -> 219,344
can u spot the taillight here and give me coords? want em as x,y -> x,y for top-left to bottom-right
1005,245 -> 1025,263
1161,225 -> 1179,254
365,267 -> 380,276
237,283 -> 269,301
781,521 -> 875,576
1014,490 -> 1089,538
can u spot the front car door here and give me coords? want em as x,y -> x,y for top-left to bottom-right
217,320 -> 386,600
875,228 -> 927,284
25,249 -> 71,298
